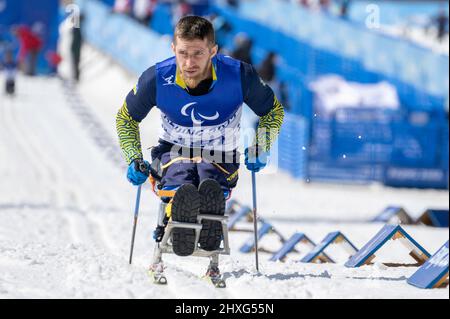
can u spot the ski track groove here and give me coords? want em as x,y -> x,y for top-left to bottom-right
0,98 -> 45,199
3,81 -> 95,249
2,78 -> 115,251
159,260 -> 234,299
7,93 -> 61,203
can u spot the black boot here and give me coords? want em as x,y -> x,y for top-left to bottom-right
170,184 -> 201,256
198,179 -> 226,251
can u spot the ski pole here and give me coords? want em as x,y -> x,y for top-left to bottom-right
251,171 -> 259,272
129,184 -> 142,265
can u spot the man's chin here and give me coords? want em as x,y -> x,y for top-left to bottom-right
183,75 -> 203,87
183,72 -> 200,79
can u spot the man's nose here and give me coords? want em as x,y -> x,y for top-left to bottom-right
185,57 -> 194,67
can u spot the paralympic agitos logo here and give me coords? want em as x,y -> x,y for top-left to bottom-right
181,102 -> 219,125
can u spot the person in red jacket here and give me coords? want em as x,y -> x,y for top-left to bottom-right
11,25 -> 43,76
45,51 -> 62,76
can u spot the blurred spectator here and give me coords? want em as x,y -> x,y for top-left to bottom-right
133,0 -> 157,26
257,51 -> 290,111
231,33 -> 253,65
298,0 -> 310,9
114,0 -> 133,15
433,9 -> 449,42
209,13 -> 232,49
71,13 -> 84,82
339,0 -> 351,20
172,0 -> 193,28
226,0 -> 239,8
11,25 -> 43,76
279,81 -> 290,112
319,0 -> 330,12
258,51 -> 276,83
45,51 -> 62,76
1,49 -> 17,96
0,29 -> 7,49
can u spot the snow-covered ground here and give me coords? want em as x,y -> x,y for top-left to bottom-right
0,42 -> 448,298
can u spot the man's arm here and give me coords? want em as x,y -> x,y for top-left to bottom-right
254,96 -> 284,153
116,66 -> 157,164
241,62 -> 285,153
116,102 -> 144,165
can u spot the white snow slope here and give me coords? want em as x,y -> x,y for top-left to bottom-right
0,44 -> 448,299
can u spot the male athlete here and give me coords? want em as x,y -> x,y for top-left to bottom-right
116,16 -> 284,278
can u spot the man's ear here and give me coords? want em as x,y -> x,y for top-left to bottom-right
210,44 -> 218,58
171,42 -> 176,54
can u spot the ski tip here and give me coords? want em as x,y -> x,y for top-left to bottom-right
214,280 -> 226,288
155,276 -> 168,285
203,275 -> 227,288
148,270 -> 168,285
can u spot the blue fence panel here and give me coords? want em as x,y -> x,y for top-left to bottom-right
391,119 -> 439,168
150,4 -> 174,35
349,1 -> 449,27
0,0 -> 21,26
383,166 -> 449,189
278,113 -> 309,178
79,0 -> 172,75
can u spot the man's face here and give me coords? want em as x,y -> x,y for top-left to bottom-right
172,37 -> 218,85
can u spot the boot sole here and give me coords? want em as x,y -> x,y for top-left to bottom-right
171,184 -> 200,256
198,179 -> 225,251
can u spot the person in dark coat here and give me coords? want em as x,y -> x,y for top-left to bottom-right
231,33 -> 253,65
1,50 -> 17,96
71,14 -> 84,82
258,51 -> 276,83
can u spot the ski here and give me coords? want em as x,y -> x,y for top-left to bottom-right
148,269 -> 168,285
203,274 -> 226,288
148,270 -> 227,287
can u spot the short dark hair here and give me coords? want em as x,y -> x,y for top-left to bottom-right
174,16 -> 215,45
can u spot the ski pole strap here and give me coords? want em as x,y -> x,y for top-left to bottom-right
149,165 -> 162,182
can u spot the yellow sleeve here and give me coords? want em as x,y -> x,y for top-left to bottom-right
254,95 -> 285,152
116,101 -> 143,165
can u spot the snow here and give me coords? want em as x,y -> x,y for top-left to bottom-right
0,42 -> 448,299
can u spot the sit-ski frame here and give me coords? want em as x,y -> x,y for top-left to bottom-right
151,203 -> 230,269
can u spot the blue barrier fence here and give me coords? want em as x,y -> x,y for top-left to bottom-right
307,107 -> 448,187
78,0 -> 172,75
278,113 -> 309,179
348,0 -> 449,28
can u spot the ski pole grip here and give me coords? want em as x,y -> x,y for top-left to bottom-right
134,158 -> 150,176
138,161 -> 148,174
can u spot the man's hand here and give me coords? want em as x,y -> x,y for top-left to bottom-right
127,158 -> 150,185
244,146 -> 268,172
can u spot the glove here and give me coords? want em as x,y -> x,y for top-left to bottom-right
127,158 -> 150,185
244,146 -> 268,172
